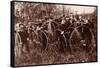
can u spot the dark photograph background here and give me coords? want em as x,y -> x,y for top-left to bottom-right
11,1 -> 97,67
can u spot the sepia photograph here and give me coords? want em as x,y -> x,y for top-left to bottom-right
11,1 -> 97,67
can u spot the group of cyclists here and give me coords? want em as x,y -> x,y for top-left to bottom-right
15,13 -> 94,56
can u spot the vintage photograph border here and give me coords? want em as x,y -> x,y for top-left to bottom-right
10,1 -> 98,67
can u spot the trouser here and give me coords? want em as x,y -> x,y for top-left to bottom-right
57,31 -> 67,53
22,41 -> 30,53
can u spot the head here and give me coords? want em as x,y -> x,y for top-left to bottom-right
70,13 -> 73,17
44,16 -> 49,20
28,22 -> 32,26
61,17 -> 66,24
66,16 -> 69,21
15,23 -> 25,32
69,13 -> 74,20
62,17 -> 65,20
19,23 -> 25,30
84,19 -> 88,24
79,16 -> 82,20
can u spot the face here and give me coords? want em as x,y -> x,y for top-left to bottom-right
28,23 -> 31,26
70,14 -> 72,16
61,19 -> 65,24
79,16 -> 82,19
70,16 -> 73,19
19,24 -> 24,30
66,17 -> 69,21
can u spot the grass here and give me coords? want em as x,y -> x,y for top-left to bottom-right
15,38 -> 97,66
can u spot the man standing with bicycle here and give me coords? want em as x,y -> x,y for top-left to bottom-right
57,15 -> 70,53
15,23 -> 30,57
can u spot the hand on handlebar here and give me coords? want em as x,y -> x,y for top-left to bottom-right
36,27 -> 41,31
40,27 -> 43,29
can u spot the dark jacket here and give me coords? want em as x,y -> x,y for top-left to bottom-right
18,30 -> 29,43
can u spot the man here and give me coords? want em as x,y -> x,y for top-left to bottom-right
56,16 -> 69,53
15,23 -> 30,54
69,13 -> 76,28
27,22 -> 35,42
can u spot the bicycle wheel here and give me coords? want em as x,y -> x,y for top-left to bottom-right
55,29 -> 68,53
39,30 -> 48,50
69,26 -> 94,52
15,33 -> 22,57
69,28 -> 81,52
